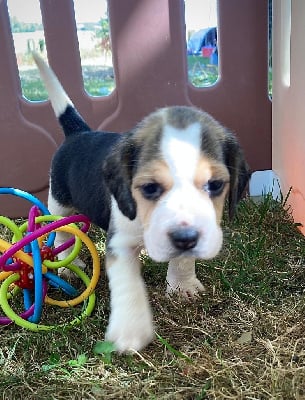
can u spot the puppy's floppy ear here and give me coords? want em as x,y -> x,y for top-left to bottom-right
222,132 -> 251,219
103,134 -> 139,220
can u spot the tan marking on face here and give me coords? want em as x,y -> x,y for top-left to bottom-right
193,157 -> 213,188
194,156 -> 230,224
132,160 -> 173,227
211,184 -> 229,223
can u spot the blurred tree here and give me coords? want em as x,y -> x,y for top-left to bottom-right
95,17 -> 111,60
10,16 -> 42,32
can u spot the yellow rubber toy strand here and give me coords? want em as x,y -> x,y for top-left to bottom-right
17,216 -> 83,269
0,238 -> 48,274
45,225 -> 100,307
0,271 -> 13,280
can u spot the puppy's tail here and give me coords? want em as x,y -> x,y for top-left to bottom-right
32,52 -> 91,136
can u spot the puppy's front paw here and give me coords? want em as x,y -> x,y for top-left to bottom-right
58,257 -> 86,279
166,277 -> 205,299
105,311 -> 154,353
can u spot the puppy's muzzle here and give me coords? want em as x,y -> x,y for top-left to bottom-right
168,227 -> 200,251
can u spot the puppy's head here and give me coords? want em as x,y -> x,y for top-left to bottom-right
103,106 -> 250,262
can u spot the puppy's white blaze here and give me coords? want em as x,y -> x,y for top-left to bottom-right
161,122 -> 202,181
32,52 -> 73,117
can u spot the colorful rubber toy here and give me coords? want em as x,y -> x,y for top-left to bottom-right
0,188 -> 100,330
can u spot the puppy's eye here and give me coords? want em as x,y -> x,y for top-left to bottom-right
140,182 -> 164,200
204,180 -> 225,196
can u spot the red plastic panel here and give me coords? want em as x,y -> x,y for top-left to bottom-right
0,0 -> 271,217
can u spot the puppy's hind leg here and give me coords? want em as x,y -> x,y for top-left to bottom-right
47,191 -> 86,277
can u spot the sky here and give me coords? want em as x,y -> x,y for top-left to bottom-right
7,0 -> 217,30
185,0 -> 217,31
7,0 -> 108,24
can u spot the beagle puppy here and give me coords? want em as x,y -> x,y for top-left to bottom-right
33,54 -> 250,353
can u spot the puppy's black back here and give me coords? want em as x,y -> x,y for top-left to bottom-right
51,131 -> 123,231
58,105 -> 91,137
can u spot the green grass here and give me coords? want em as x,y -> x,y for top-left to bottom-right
81,65 -> 115,97
19,55 -> 219,101
1,194 -> 305,399
187,55 -> 219,87
201,194 -> 305,302
19,65 -> 115,101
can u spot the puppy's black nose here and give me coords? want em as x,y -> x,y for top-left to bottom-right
168,227 -> 199,251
